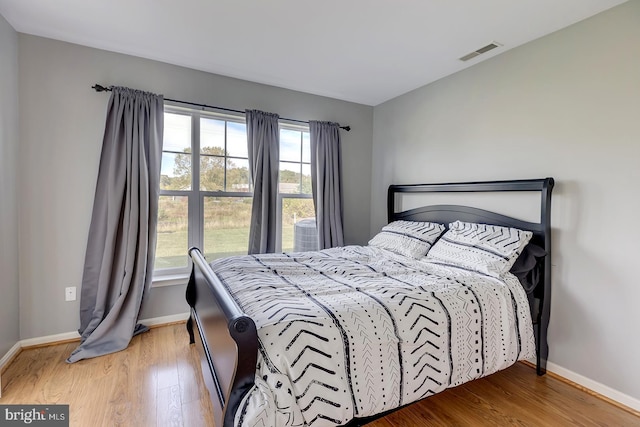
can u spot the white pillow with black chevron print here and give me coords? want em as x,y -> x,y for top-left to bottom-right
368,220 -> 445,259
425,220 -> 533,277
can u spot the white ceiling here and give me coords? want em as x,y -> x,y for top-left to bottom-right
0,0 -> 628,106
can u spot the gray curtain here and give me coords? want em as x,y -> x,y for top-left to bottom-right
246,110 -> 280,254
67,87 -> 164,363
310,121 -> 344,249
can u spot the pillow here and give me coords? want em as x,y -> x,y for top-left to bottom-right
368,220 -> 445,259
510,243 -> 546,292
425,221 -> 533,277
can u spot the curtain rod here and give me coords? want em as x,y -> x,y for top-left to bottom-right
91,84 -> 351,131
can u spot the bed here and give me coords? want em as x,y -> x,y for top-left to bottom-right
185,178 -> 554,427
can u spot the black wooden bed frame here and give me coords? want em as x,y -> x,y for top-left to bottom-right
185,177 -> 555,427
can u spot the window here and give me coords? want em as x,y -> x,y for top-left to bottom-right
155,108 -> 252,277
277,126 -> 317,252
154,108 -> 318,281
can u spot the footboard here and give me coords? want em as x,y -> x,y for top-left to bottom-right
186,247 -> 258,427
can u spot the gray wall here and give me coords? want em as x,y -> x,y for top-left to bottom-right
18,35 -> 373,339
0,14 -> 20,358
372,1 -> 640,401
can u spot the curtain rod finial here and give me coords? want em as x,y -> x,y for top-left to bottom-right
341,125 -> 351,132
92,84 -> 111,92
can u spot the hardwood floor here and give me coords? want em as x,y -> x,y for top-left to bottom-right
1,323 -> 215,426
1,323 -> 638,426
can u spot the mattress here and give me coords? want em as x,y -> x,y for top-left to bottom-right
209,245 -> 535,426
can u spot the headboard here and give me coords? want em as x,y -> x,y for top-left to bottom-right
387,178 -> 554,375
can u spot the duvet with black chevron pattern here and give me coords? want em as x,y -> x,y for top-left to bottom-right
210,245 -> 535,426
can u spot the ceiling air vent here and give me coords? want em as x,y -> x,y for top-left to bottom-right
459,42 -> 501,62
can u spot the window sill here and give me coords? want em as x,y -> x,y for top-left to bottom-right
151,273 -> 189,288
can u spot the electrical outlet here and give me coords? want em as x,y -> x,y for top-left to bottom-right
65,286 -> 77,302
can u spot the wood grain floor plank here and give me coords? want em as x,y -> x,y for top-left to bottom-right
173,322 -> 203,405
1,324 -> 638,427
131,333 -> 159,427
158,384 -> 184,427
154,325 -> 181,391
182,398 -> 216,427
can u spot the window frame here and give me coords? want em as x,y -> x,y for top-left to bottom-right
153,110 -> 317,285
154,105 -> 252,284
276,122 -> 314,253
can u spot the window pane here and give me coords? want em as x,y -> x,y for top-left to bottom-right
201,117 -> 225,154
301,164 -> 312,194
200,154 -> 225,191
227,122 -> 248,158
227,158 -> 251,192
302,132 -> 310,163
161,152 -> 191,190
203,197 -> 252,260
279,162 -> 301,193
155,196 -> 189,269
163,113 -> 191,153
280,129 -> 301,162
282,198 -> 316,253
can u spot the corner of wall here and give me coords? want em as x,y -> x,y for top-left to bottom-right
0,11 -> 21,360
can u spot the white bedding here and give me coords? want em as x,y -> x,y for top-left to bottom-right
209,245 -> 535,426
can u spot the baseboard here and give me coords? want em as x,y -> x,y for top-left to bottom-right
544,361 -> 640,415
0,341 -> 22,398
0,341 -> 22,374
2,312 -> 190,359
20,331 -> 81,349
140,312 -> 190,328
